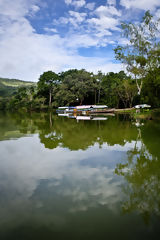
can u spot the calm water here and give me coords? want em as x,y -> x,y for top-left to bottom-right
0,111 -> 160,240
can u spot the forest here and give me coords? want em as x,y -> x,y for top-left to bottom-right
0,11 -> 160,111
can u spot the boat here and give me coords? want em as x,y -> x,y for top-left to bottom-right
76,116 -> 107,121
76,116 -> 92,121
58,113 -> 70,117
134,104 -> 151,109
56,106 -> 69,113
57,105 -> 109,114
76,105 -> 108,110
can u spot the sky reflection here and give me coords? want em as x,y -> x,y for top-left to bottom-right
0,113 -> 160,239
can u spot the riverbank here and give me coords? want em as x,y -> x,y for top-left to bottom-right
115,108 -> 160,120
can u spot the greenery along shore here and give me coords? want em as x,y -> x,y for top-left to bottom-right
0,11 -> 160,111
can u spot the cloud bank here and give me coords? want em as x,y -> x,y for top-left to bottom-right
0,0 -> 159,81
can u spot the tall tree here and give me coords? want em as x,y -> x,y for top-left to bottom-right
114,11 -> 160,96
55,69 -> 94,106
38,71 -> 59,107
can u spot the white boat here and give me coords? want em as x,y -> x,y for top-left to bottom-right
76,116 -> 108,121
92,117 -> 107,120
58,113 -> 70,117
134,104 -> 151,109
76,116 -> 91,120
76,105 -> 108,110
57,105 -> 109,114
58,106 -> 69,110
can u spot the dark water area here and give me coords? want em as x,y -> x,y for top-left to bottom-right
0,111 -> 160,240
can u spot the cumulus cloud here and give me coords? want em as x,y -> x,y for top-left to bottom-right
64,0 -> 73,4
120,0 -> 160,11
54,11 -> 87,27
0,17 -> 121,81
0,0 -> 123,81
155,8 -> 160,19
88,16 -> 120,32
44,27 -> 58,33
95,30 -> 112,37
107,0 -> 116,6
72,0 -> 86,8
0,136 -> 126,220
95,5 -> 121,17
85,2 -> 95,10
0,0 -> 39,19
64,0 -> 86,8
85,4 -> 121,37
69,10 -> 87,23
30,4 -> 40,12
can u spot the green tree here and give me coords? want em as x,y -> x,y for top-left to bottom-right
101,71 -> 128,108
38,71 -> 59,107
55,69 -> 94,106
115,122 -> 160,224
116,79 -> 137,108
114,11 -> 160,96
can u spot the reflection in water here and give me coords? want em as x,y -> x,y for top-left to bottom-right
58,113 -> 110,121
0,111 -> 160,239
115,121 -> 160,224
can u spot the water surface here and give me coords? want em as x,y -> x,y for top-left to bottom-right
0,111 -> 160,239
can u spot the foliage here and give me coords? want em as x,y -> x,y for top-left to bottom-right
115,121 -> 160,224
37,71 -> 59,107
55,69 -> 94,106
114,11 -> 160,96
0,77 -> 35,97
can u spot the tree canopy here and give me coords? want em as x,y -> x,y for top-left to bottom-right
114,11 -> 160,96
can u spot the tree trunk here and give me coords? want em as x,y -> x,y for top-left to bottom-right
136,78 -> 143,95
49,89 -> 52,107
80,98 -> 83,105
49,112 -> 52,127
94,90 -> 96,104
98,89 -> 100,104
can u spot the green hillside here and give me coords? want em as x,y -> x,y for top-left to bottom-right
0,77 -> 36,97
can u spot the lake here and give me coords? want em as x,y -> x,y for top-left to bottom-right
0,111 -> 160,240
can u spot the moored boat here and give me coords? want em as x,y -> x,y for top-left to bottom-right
57,105 -> 109,114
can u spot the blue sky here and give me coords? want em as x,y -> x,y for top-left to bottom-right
0,0 -> 160,81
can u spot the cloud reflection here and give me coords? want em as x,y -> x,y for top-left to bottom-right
0,134 -> 133,228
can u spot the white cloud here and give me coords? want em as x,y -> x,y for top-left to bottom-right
30,4 -> 40,12
85,2 -> 95,10
54,16 -> 69,25
54,11 -> 87,27
0,0 -> 123,81
155,8 -> 160,17
0,16 -> 121,81
107,0 -> 116,6
69,10 -> 87,22
44,27 -> 58,33
88,16 -> 120,31
0,0 -> 39,20
65,33 -> 101,48
64,0 -> 86,8
64,0 -> 73,4
0,136 -> 126,221
118,37 -> 130,45
85,4 -> 121,39
95,5 -> 121,17
72,0 -> 86,8
120,0 -> 160,11
95,30 -> 112,37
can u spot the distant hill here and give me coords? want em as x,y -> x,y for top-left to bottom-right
0,77 -> 36,97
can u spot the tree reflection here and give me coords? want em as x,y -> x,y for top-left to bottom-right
0,112 -> 138,150
115,121 -> 160,224
37,114 -> 138,150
